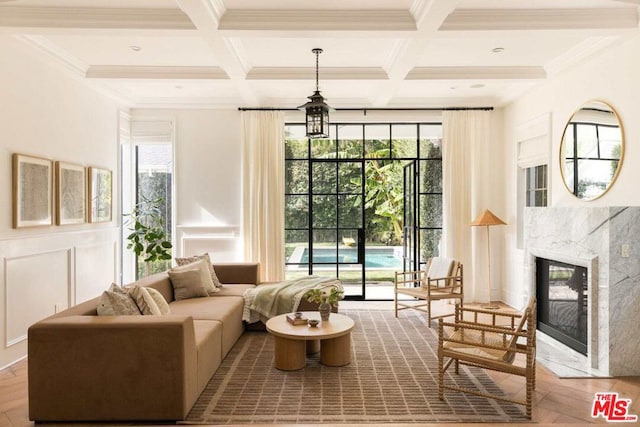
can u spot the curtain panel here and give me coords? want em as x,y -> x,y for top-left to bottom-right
442,110 -> 491,303
241,111 -> 285,282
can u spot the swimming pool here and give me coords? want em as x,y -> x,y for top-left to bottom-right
298,247 -> 402,268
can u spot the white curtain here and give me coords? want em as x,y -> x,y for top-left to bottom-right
442,110 -> 491,302
241,111 -> 285,282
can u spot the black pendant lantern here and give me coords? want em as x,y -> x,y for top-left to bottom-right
299,48 -> 330,138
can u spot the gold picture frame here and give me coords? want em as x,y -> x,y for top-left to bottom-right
55,161 -> 86,225
12,153 -> 53,228
88,166 -> 112,223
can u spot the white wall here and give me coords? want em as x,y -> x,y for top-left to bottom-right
502,34 -> 640,306
132,109 -> 244,262
0,36 -> 121,368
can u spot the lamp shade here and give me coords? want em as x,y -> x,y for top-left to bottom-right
470,209 -> 506,227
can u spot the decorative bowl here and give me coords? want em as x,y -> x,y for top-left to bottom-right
294,311 -> 303,319
307,319 -> 319,327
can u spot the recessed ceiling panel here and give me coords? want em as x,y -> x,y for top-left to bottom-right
222,0 -> 414,10
41,34 -> 217,66
239,38 -> 403,68
457,0 -> 629,8
12,0 -> 178,7
416,33 -> 592,67
103,80 -> 240,99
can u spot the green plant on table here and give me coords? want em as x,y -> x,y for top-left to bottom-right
305,287 -> 344,308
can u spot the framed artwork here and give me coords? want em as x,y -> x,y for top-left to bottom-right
55,161 -> 86,225
12,153 -> 53,228
88,167 -> 112,223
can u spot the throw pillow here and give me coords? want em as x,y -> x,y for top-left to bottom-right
168,259 -> 212,300
128,285 -> 169,316
97,283 -> 142,316
145,286 -> 171,315
175,253 -> 223,290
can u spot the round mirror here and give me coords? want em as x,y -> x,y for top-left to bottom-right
560,100 -> 624,200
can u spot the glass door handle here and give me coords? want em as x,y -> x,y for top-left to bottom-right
357,228 -> 365,264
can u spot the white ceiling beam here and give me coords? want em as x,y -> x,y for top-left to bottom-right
176,0 -> 258,105
440,8 -> 638,31
218,9 -> 416,32
247,67 -> 388,80
406,66 -> 546,80
372,0 -> 462,107
0,6 -> 195,29
86,65 -> 228,80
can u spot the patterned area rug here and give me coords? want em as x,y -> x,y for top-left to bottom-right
184,309 -> 528,424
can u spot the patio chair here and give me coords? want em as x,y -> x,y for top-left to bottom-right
394,257 -> 463,326
437,297 -> 537,418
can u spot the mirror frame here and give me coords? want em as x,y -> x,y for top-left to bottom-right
559,100 -> 625,201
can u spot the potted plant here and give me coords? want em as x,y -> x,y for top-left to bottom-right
125,196 -> 172,277
305,287 -> 344,321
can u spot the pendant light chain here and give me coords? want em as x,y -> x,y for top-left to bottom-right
315,49 -> 319,92
312,48 -> 323,92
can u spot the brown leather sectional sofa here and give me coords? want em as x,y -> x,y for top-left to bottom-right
27,262 -> 260,422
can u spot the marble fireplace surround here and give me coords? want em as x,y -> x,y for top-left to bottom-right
524,207 -> 640,377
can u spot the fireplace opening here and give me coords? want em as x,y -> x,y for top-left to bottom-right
536,257 -> 588,355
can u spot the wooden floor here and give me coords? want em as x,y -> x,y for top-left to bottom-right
2,300 -> 639,427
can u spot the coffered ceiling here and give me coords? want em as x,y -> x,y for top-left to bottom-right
1,0 -> 638,108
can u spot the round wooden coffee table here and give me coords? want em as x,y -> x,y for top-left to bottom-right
266,311 -> 354,371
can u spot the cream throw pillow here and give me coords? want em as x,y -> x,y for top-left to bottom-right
175,253 -> 222,290
128,285 -> 170,315
97,284 -> 142,316
145,287 -> 171,315
422,257 -> 455,289
168,259 -> 212,300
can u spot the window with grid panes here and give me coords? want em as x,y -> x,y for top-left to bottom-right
525,164 -> 547,207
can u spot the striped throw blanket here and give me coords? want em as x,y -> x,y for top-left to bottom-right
242,276 -> 342,324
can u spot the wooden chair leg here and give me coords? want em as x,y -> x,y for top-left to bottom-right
394,291 -> 398,318
526,374 -> 533,418
438,320 -> 444,400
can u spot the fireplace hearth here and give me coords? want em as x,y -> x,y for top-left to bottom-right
536,257 -> 588,355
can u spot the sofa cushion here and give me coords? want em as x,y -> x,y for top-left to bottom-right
176,253 -> 222,290
168,261 -> 211,301
97,284 -> 141,316
193,320 -> 223,394
169,296 -> 245,356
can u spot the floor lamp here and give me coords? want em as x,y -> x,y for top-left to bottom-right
470,209 -> 506,310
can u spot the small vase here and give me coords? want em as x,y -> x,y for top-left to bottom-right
318,302 -> 331,321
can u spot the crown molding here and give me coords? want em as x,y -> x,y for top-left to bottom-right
86,65 -> 229,79
0,6 -> 195,29
440,8 -> 638,31
246,67 -> 388,80
218,9 -> 416,31
132,96 -> 241,109
544,36 -> 620,77
15,35 -> 134,106
17,34 -> 87,77
406,66 -> 546,80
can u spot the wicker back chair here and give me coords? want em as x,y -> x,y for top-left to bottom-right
437,297 -> 537,418
394,257 -> 463,327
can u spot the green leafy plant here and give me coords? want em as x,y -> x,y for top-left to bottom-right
125,196 -> 172,277
305,287 -> 344,308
